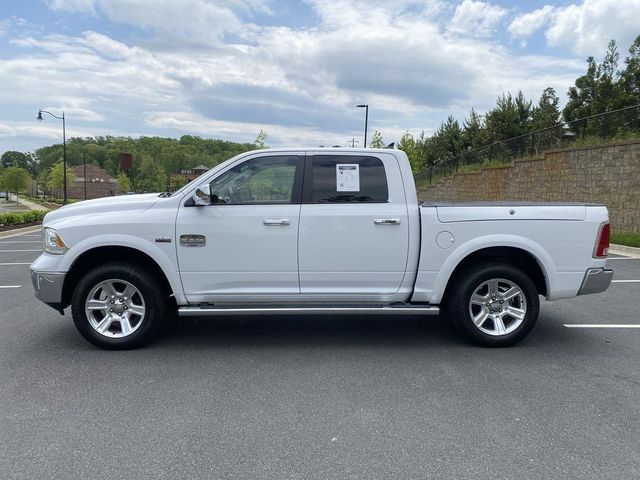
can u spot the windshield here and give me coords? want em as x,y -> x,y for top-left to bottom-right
170,151 -> 249,197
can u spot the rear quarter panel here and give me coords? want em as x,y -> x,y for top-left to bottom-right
412,204 -> 608,304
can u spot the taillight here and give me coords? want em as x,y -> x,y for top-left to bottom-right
593,222 -> 610,258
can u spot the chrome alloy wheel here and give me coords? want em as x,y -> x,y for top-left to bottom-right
468,278 -> 527,336
85,279 -> 146,338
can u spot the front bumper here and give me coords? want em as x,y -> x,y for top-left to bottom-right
31,271 -> 66,313
577,268 -> 613,296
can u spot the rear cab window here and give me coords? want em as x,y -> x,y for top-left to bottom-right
304,155 -> 389,203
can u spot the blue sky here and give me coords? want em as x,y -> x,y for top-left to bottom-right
0,0 -> 638,153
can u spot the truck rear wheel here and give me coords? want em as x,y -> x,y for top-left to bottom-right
446,263 -> 540,347
70,263 -> 167,349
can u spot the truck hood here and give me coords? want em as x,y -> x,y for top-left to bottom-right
43,193 -> 162,226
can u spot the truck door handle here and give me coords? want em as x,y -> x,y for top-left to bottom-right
373,218 -> 400,225
263,218 -> 290,226
374,218 -> 401,225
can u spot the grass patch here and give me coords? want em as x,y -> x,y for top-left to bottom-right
611,231 -> 640,248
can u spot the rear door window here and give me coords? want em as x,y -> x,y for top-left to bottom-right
306,155 -> 388,203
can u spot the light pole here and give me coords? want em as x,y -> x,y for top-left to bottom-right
356,104 -> 368,148
83,151 -> 87,200
37,109 -> 67,204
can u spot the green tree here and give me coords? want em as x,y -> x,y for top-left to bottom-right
462,109 -> 486,150
116,172 -> 132,193
136,155 -> 167,192
31,135 -> 256,184
531,87 -> 562,151
48,160 -> 75,198
1,151 -> 35,174
620,35 -> 640,129
254,130 -> 269,149
564,40 -> 627,136
397,132 -> 422,172
37,168 -> 50,200
563,56 -> 598,125
427,116 -> 463,165
485,92 -> 532,159
0,166 -> 31,204
369,131 -> 385,148
170,175 -> 188,192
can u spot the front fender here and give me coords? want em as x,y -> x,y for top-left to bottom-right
31,234 -> 186,305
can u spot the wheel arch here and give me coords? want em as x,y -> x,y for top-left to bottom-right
61,246 -> 176,309
440,246 -> 548,305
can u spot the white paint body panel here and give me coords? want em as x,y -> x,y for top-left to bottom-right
298,152 -> 409,298
176,203 -> 301,302
30,147 -> 610,310
412,204 -> 608,304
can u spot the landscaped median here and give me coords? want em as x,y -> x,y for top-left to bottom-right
611,232 -> 640,248
0,210 -> 47,232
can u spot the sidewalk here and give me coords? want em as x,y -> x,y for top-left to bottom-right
7,194 -> 49,211
610,244 -> 640,259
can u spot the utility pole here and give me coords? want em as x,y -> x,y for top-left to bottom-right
83,152 -> 87,200
356,104 -> 369,148
348,138 -> 359,148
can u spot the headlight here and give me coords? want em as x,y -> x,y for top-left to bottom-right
42,227 -> 69,254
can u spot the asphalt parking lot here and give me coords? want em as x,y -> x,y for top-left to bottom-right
1,230 -> 639,479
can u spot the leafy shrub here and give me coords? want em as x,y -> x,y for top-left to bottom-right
0,210 -> 47,227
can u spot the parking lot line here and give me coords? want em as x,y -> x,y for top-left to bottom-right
0,263 -> 31,265
612,280 -> 640,283
606,257 -> 639,261
0,285 -> 22,289
564,324 -> 640,328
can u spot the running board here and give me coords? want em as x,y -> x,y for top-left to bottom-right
177,305 -> 440,317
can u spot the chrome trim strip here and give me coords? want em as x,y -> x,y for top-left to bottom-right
178,305 -> 440,317
373,218 -> 401,225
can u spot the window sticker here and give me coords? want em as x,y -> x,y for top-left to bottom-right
336,164 -> 360,192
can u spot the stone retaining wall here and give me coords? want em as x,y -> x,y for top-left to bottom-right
417,140 -> 640,233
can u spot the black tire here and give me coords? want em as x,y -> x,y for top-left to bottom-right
71,262 -> 168,349
446,262 -> 540,347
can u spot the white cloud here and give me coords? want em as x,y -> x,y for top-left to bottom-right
47,0 -> 270,46
1,0 -> 594,153
545,0 -> 640,56
507,5 -> 555,45
449,0 -> 507,37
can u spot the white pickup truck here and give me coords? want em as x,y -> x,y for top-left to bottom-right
31,148 -> 613,349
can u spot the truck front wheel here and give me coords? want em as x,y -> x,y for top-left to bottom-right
70,263 -> 167,349
446,263 -> 540,347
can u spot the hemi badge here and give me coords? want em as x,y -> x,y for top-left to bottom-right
155,236 -> 172,243
180,234 -> 206,247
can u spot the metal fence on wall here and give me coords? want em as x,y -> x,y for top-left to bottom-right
414,103 -> 640,188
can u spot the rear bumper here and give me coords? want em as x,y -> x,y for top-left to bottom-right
577,268 -> 613,296
31,270 -> 66,313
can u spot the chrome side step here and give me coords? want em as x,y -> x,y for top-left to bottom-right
177,305 -> 440,317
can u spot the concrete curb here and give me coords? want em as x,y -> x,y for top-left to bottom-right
610,244 -> 640,259
0,226 -> 41,239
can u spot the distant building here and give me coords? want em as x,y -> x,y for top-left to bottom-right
171,165 -> 209,183
68,164 -> 118,199
169,164 -> 209,190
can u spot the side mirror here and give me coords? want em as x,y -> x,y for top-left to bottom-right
192,185 -> 211,206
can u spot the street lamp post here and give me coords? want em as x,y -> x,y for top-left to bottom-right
356,104 -> 369,148
37,109 -> 67,204
83,151 -> 87,200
